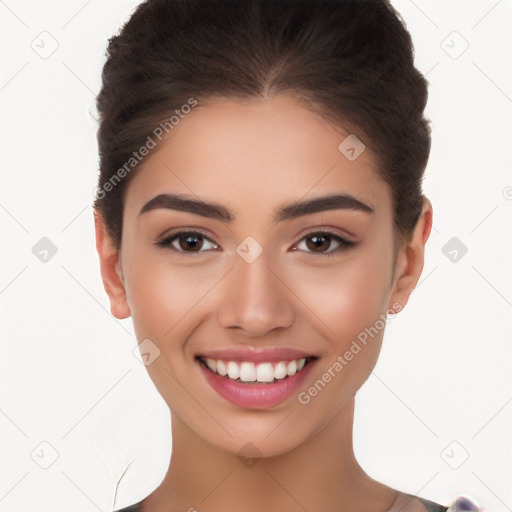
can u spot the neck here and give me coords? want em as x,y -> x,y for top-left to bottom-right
140,398 -> 396,512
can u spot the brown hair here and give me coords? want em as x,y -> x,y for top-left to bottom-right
93,0 -> 431,251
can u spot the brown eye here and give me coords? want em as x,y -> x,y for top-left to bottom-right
305,233 -> 331,252
295,231 -> 355,256
179,234 -> 203,251
156,231 -> 219,254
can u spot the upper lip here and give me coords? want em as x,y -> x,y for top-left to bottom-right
196,346 -> 319,363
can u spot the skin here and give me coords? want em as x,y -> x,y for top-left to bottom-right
94,93 -> 433,512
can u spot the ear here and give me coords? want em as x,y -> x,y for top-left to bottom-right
387,197 -> 433,314
93,210 -> 131,319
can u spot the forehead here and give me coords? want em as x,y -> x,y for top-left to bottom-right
124,94 -> 390,218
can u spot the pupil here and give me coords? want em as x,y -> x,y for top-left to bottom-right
181,235 -> 201,251
307,234 -> 329,252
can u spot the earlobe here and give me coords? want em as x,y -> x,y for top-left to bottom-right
93,211 -> 131,320
387,197 -> 433,313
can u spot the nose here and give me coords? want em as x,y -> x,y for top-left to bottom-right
216,253 -> 295,337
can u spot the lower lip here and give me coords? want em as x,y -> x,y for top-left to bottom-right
198,359 -> 317,409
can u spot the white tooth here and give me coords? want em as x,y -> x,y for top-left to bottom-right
297,358 -> 306,371
274,361 -> 288,380
287,360 -> 297,376
205,358 -> 217,372
227,361 -> 240,380
239,362 -> 257,382
256,362 -> 274,383
217,360 -> 227,376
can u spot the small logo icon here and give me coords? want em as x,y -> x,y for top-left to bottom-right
338,134 -> 366,161
30,441 -> 59,469
502,186 -> 512,201
237,442 -> 262,468
440,440 -> 469,469
236,236 -> 263,264
134,338 -> 161,366
442,236 -> 468,263
30,31 -> 59,60
441,31 -> 469,60
32,237 -> 58,263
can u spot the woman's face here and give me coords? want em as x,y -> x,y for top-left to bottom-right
101,93 -> 420,457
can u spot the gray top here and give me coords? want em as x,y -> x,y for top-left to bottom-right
114,493 -> 449,511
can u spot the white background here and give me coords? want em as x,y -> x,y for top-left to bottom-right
1,1 -> 511,511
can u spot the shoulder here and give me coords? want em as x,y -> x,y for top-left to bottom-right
392,491 -> 481,512
113,503 -> 143,512
391,491 -> 448,512
114,493 -> 480,512
417,496 -> 450,512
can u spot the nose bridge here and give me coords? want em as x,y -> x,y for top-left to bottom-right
216,249 -> 295,336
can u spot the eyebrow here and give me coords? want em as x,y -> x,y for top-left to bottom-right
138,192 -> 374,223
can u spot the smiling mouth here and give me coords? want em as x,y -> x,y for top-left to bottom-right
196,356 -> 317,384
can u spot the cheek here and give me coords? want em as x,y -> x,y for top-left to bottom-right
289,246 -> 393,346
123,246 -> 217,342
291,250 -> 393,414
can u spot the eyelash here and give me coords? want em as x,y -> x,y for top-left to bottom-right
155,229 -> 356,258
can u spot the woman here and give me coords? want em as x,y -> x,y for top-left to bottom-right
93,0 -> 480,510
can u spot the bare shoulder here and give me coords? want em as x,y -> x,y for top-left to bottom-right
387,491 -> 448,512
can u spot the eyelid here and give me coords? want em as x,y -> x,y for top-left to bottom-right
157,224 -> 355,243
156,226 -> 215,243
292,225 -> 356,245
